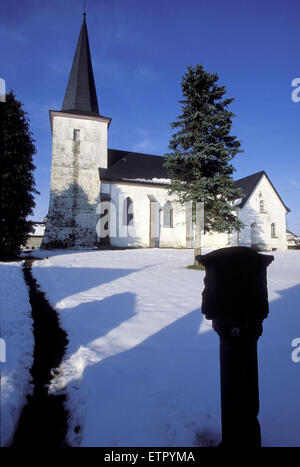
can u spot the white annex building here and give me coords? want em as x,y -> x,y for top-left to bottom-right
42,14 -> 290,252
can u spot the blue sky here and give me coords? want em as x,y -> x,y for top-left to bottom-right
1,0 -> 300,233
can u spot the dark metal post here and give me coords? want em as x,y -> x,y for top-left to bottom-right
197,246 -> 274,447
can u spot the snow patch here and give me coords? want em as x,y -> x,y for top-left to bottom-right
10,248 -> 300,447
0,261 -> 34,446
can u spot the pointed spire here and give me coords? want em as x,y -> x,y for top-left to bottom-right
62,14 -> 99,115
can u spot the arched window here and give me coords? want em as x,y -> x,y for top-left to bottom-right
163,202 -> 173,228
73,129 -> 80,141
260,200 -> 265,213
250,222 -> 257,246
123,197 -> 133,226
271,223 -> 276,238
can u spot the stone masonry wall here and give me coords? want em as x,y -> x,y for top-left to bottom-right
42,112 -> 109,249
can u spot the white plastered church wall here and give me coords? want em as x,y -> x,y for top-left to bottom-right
238,175 -> 288,250
201,231 -> 231,248
100,181 -> 235,249
100,182 -> 187,248
98,173 -> 288,251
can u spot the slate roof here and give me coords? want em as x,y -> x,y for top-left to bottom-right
235,171 -> 265,208
287,229 -> 299,237
235,170 -> 290,212
29,222 -> 46,237
99,149 -> 169,185
62,14 -> 99,116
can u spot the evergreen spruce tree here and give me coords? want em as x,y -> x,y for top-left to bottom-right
0,91 -> 38,260
164,65 -> 244,260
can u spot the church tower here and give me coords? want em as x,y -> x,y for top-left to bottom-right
42,13 -> 111,248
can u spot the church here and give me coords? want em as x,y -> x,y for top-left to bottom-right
42,14 -> 290,252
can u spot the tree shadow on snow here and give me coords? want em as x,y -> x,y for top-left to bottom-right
33,265 -> 141,303
258,283 -> 300,447
61,282 -> 300,447
64,305 -> 222,447
61,291 -> 138,354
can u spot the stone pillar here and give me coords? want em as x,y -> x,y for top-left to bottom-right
197,246 -> 274,447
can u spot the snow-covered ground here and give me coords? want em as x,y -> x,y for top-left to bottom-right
0,261 -> 34,447
30,248 -> 300,447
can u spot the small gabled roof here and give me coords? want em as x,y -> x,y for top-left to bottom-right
235,171 -> 265,208
62,14 -> 99,116
99,149 -> 169,185
287,229 -> 299,237
29,223 -> 45,237
235,170 -> 290,212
